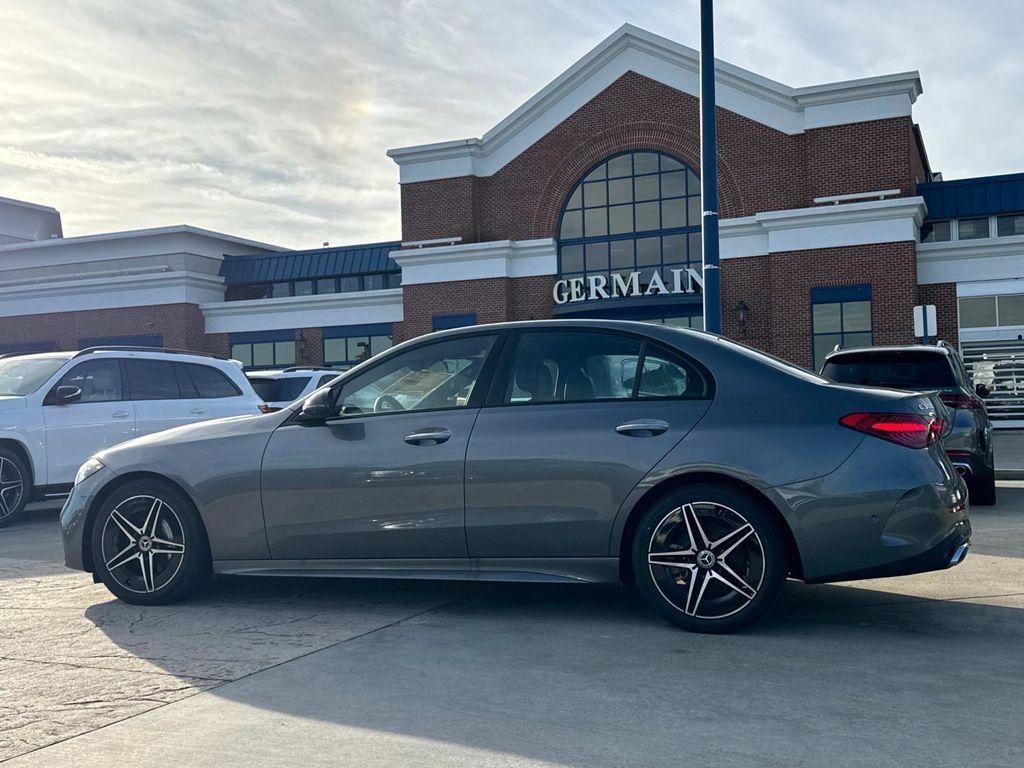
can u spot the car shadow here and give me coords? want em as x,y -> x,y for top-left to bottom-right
79,573 -> 1024,767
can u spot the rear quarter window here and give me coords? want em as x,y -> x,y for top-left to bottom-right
186,363 -> 242,398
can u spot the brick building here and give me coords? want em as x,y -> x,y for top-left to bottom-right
4,25 -> 1024,423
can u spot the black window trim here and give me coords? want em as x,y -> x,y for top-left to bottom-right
483,327 -> 715,409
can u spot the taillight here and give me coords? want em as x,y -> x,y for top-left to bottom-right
258,403 -> 274,413
839,412 -> 946,449
939,393 -> 984,410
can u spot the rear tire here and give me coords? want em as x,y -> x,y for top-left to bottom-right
91,479 -> 211,605
0,447 -> 30,529
631,483 -> 787,634
969,468 -> 997,506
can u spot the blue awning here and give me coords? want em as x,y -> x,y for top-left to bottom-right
919,173 -> 1024,220
222,241 -> 401,284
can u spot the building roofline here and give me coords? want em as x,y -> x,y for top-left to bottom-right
387,23 -> 922,183
918,171 -> 1024,190
0,224 -> 284,254
0,195 -> 60,214
228,240 -> 401,262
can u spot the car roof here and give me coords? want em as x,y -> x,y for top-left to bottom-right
246,368 -> 335,378
823,344 -> 952,360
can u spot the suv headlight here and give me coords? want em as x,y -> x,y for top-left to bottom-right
74,457 -> 105,486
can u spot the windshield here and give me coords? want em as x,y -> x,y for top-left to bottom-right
0,355 -> 69,396
247,376 -> 311,403
822,352 -> 957,390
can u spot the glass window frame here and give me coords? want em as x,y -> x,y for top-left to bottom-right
811,288 -> 874,371
226,270 -> 402,302
230,340 -> 297,371
556,151 -> 703,297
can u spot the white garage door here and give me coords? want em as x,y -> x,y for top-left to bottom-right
961,339 -> 1024,427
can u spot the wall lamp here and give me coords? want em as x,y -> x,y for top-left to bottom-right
734,300 -> 750,337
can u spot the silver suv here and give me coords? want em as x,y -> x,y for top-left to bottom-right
821,342 -> 995,505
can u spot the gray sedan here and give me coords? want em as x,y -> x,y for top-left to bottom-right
60,320 -> 970,633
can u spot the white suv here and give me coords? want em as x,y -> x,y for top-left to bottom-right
245,367 -> 341,411
0,346 -> 266,526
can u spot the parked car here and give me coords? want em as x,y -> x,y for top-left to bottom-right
60,321 -> 969,633
820,343 -> 996,505
246,367 -> 341,411
0,346 -> 267,527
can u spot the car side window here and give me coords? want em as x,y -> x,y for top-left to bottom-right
333,334 -> 496,416
174,363 -> 199,398
636,344 -> 710,399
51,359 -> 123,403
318,374 -> 338,388
505,331 -> 642,404
126,359 -> 179,400
185,363 -> 241,398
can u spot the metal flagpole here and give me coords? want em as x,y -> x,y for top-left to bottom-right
699,0 -> 721,334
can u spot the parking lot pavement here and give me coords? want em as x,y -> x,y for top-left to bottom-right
2,496 -> 1022,768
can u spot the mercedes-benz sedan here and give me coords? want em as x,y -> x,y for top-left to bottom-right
61,320 -> 970,633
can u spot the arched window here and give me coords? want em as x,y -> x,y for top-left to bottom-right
556,150 -> 703,321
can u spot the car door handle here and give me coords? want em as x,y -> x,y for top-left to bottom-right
616,419 -> 670,437
190,408 -> 207,415
112,410 -> 131,419
404,428 -> 452,446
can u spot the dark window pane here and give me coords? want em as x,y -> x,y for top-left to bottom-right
338,276 -> 361,293
661,198 -> 686,229
293,281 -> 313,296
843,301 -> 871,332
812,303 -> 842,334
560,210 -> 582,239
370,335 -> 392,357
958,296 -> 996,328
997,214 -> 1024,237
686,170 -> 700,195
610,239 -> 634,269
56,360 -> 123,403
688,232 -> 701,262
635,201 -> 659,231
635,174 -> 659,202
127,359 -> 179,400
958,217 -> 989,240
608,177 -> 632,205
609,204 -> 633,234
998,295 -> 1024,326
921,220 -> 951,243
583,181 -> 606,208
315,278 -> 336,294
506,331 -> 642,404
318,374 -> 338,388
252,342 -> 274,367
323,338 -> 347,365
663,234 -> 686,263
231,344 -> 252,367
584,208 -> 608,237
276,377 -> 311,402
348,337 -> 372,364
386,272 -> 402,288
186,364 -> 240,398
364,274 -> 385,291
565,186 -> 582,209
174,363 -> 199,398
823,352 -> 957,389
274,341 -> 296,366
248,377 -> 278,401
636,236 -> 660,266
661,155 -> 684,171
607,155 -> 631,178
688,196 -> 702,226
814,334 -> 843,370
271,282 -> 291,298
638,345 -> 708,399
633,152 -> 659,175
843,332 -> 872,351
584,163 -> 607,181
560,244 -> 584,272
661,171 -> 685,197
585,242 -> 610,271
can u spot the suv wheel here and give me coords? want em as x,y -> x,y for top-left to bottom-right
0,447 -> 30,528
969,466 -> 997,506
632,483 -> 787,634
91,479 -> 211,605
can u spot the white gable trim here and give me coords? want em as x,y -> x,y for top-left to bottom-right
387,24 -> 922,183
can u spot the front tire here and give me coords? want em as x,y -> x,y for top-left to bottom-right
91,479 -> 211,605
631,483 -> 787,634
0,447 -> 30,529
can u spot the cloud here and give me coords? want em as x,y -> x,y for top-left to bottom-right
1,0 -> 1021,248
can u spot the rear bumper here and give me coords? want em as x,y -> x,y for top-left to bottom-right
804,517 -> 970,583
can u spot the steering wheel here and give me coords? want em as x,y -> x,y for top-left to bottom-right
373,394 -> 405,413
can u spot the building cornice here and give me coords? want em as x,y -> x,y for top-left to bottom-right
391,239 -> 557,284
200,288 -> 404,335
387,23 -> 922,183
917,234 -> 1024,286
0,224 -> 284,255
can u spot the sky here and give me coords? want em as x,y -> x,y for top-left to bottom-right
2,0 -> 1022,249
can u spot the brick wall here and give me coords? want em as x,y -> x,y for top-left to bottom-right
0,304 -> 215,353
401,72 -> 921,244
394,275 -> 556,343
918,282 -> 959,348
720,242 -> 919,368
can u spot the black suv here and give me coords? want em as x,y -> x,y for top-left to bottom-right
821,343 -> 996,505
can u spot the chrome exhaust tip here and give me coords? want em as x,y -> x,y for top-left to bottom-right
951,462 -> 972,478
949,542 -> 970,567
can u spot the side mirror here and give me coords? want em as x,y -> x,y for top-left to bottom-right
55,385 -> 82,405
975,383 -> 991,399
296,389 -> 331,423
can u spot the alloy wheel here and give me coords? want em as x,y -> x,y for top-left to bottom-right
0,456 -> 25,521
100,495 -> 187,594
646,501 -> 766,620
